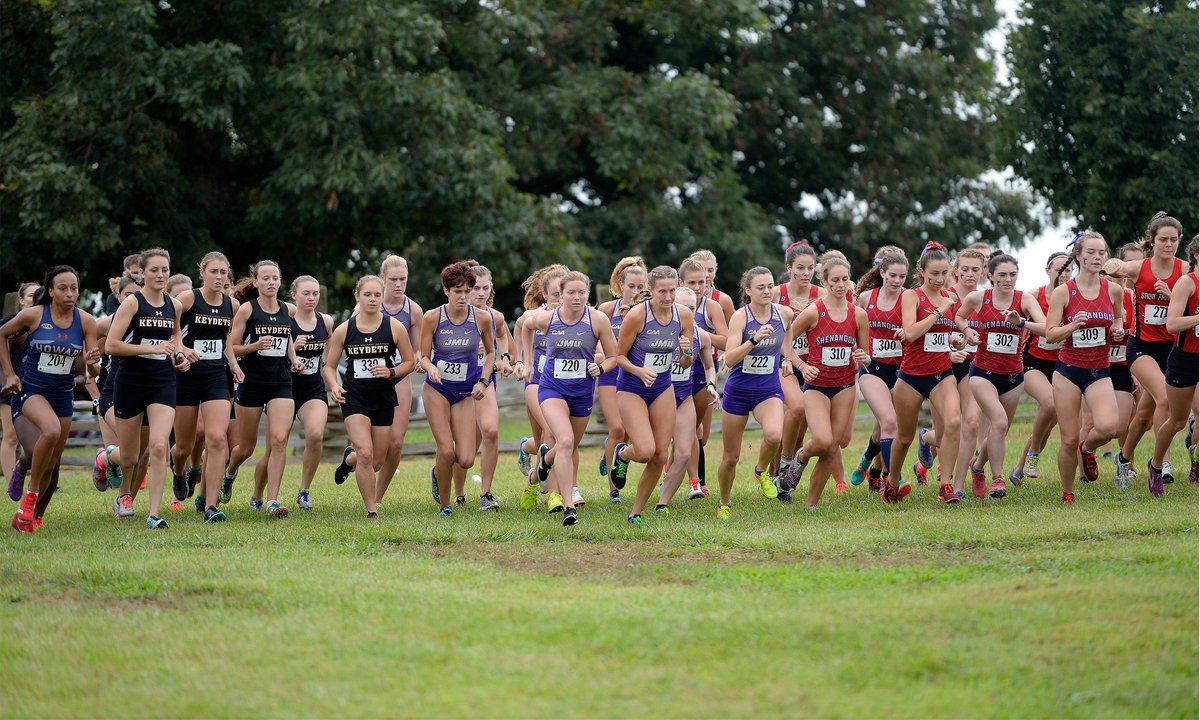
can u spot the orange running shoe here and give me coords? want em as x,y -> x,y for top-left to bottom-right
989,476 -> 1007,499
937,483 -> 960,504
971,463 -> 987,498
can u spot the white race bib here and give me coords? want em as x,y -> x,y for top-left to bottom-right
1037,336 -> 1063,351
436,359 -> 468,382
36,352 -> 72,376
986,332 -> 1019,355
1109,344 -> 1127,363
1143,304 -> 1168,326
643,352 -> 670,374
258,336 -> 286,357
1072,326 -> 1104,348
743,354 -> 776,375
554,358 -> 586,380
141,338 -> 167,361
923,332 -> 949,353
792,335 -> 809,356
297,356 -> 320,376
478,350 -> 486,368
352,358 -> 380,379
536,355 -> 546,373
821,346 -> 850,367
872,338 -> 901,358
670,360 -> 690,383
195,339 -> 223,361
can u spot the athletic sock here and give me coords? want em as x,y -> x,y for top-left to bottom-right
697,442 -> 706,483
862,437 -> 881,465
879,438 -> 894,472
868,467 -> 882,480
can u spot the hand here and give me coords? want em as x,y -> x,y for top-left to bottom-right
893,327 -> 906,340
173,353 -> 191,372
425,364 -> 442,384
257,336 -> 275,351
636,366 -> 657,387
791,298 -> 810,313
853,348 -> 870,367
753,324 -> 775,343
950,350 -> 967,364
2,374 -> 20,397
587,362 -> 600,378
85,346 -> 101,364
149,340 -> 175,357
780,362 -> 793,378
73,374 -> 86,390
949,335 -> 965,351
705,384 -> 719,405
330,385 -> 346,404
184,348 -> 202,363
231,366 -> 245,385
498,359 -> 513,378
1001,310 -> 1023,328
938,297 -> 954,314
294,335 -> 309,348
965,328 -> 981,346
800,364 -> 819,383
1101,259 -> 1125,278
1070,311 -> 1089,326
471,381 -> 487,400
291,357 -> 305,373
1153,279 -> 1170,297
1110,325 -> 1126,343
369,363 -> 392,378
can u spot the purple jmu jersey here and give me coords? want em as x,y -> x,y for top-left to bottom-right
726,305 -> 785,389
672,336 -> 701,398
431,305 -> 481,387
539,308 -> 597,396
616,300 -> 681,396
384,296 -> 414,333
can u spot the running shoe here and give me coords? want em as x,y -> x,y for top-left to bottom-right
1078,442 -> 1099,484
687,478 -> 704,500
185,466 -> 201,498
92,449 -> 107,491
1025,451 -> 1040,479
880,485 -> 899,504
1061,492 -> 1075,504
169,500 -> 183,511
105,448 -> 122,489
700,482 -> 710,498
1186,414 -> 1195,450
598,456 -> 608,478
430,467 -> 440,505
519,481 -> 538,510
778,455 -> 805,493
113,494 -> 134,518
536,444 -> 551,492
204,506 -> 227,523
955,490 -> 966,501
479,492 -> 499,512
989,477 -> 1007,498
626,513 -> 642,525
716,504 -> 731,519
334,446 -> 353,485
867,469 -> 882,493
455,495 -> 466,506
609,442 -> 630,490
194,494 -> 206,513
172,472 -> 188,502
850,458 -> 868,486
249,497 -> 263,512
1114,455 -> 1132,489
266,501 -> 288,519
835,480 -> 848,495
1147,461 -> 1164,497
1189,459 -> 1197,485
563,507 -> 578,526
547,492 -> 564,513
32,517 -> 43,531
517,437 -> 532,476
219,474 -> 235,504
1162,459 -> 1175,485
438,505 -> 454,517
297,489 -> 313,510
755,466 -> 778,499
11,512 -> 33,534
8,465 -> 25,502
913,461 -> 929,485
937,483 -> 960,504
366,511 -> 378,519
655,504 -> 670,515
1008,468 -> 1023,487
14,490 -> 36,527
572,487 -> 585,506
916,428 -> 934,469
609,489 -> 622,503
146,515 -> 168,529
970,463 -> 986,498
897,480 -> 912,500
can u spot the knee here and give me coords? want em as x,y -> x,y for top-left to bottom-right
991,414 -> 1010,436
962,413 -> 980,435
608,420 -> 624,437
147,435 -> 169,458
554,436 -> 574,458
719,452 -> 739,473
41,425 -> 63,445
206,434 -> 228,456
304,429 -> 323,447
879,416 -> 898,437
807,436 -> 831,456
650,447 -> 670,468
454,446 -> 475,468
267,432 -> 288,452
173,437 -> 195,456
1060,428 -> 1080,448
435,447 -> 455,466
481,426 -> 499,445
895,429 -> 915,446
355,445 -> 375,468
942,413 -> 961,436
761,426 -> 782,447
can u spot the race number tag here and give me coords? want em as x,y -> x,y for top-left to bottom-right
352,359 -> 379,379
1037,336 -> 1062,351
536,355 -> 546,374
297,356 -> 320,376
821,346 -> 850,367
37,352 -> 72,375
141,338 -> 167,361
1109,344 -> 1127,363
436,359 -> 467,382
670,359 -> 690,383
743,354 -> 776,375
792,335 -> 809,356
258,336 -> 286,357
478,350 -> 486,368
986,333 -> 1019,355
554,358 -> 586,380
872,338 -> 901,358
923,332 -> 950,353
643,352 -> 670,375
1072,326 -> 1104,348
1143,304 -> 1168,326
196,339 -> 223,361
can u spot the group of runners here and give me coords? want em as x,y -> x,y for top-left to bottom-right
2,210 -> 1196,532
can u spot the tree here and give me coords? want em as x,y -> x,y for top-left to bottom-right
1000,0 -> 1198,246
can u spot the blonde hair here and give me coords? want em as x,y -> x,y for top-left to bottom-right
290,274 -> 319,294
561,270 -> 590,290
689,249 -> 717,265
354,274 -> 384,294
1070,231 -> 1107,268
678,257 -> 706,281
380,254 -> 408,276
631,266 -> 680,305
674,286 -> 697,308
521,264 -> 569,310
198,251 -> 230,274
818,252 -> 850,283
166,274 -> 192,295
608,257 -> 647,297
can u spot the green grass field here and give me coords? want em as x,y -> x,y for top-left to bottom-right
2,408 -> 1196,718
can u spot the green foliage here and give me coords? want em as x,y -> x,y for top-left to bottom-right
1000,0 -> 1199,246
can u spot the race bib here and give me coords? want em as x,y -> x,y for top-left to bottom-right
1109,344 -> 1127,363
37,352 -> 72,375
554,358 -> 586,380
536,355 -> 546,374
792,335 -> 809,356
986,332 -> 1019,355
195,339 -> 223,361
436,359 -> 468,382
1072,326 -> 1104,348
141,338 -> 167,361
821,346 -> 850,367
743,354 -> 776,375
1037,336 -> 1063,351
352,358 -> 380,379
872,338 -> 901,358
478,350 -> 486,368
1143,304 -> 1168,326
923,332 -> 949,353
643,352 -> 670,375
297,356 -> 320,376
258,336 -> 286,357
670,360 -> 690,383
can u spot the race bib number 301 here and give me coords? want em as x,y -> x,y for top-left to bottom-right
923,332 -> 949,353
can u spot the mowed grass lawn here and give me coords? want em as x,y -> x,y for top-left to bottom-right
1,408 -> 1196,718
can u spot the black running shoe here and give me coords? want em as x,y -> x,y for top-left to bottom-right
536,443 -> 552,490
334,446 -> 353,485
562,507 -> 578,526
430,466 -> 440,505
185,466 -> 202,498
172,472 -> 188,502
609,442 -> 630,490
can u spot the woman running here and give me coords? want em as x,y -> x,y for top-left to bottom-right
420,262 -> 495,517
784,254 -> 869,509
715,266 -> 792,515
107,249 -> 189,528
679,255 -> 728,497
526,271 -> 618,525
610,266 -> 694,524
956,253 -> 1046,498
0,267 -> 97,532
1115,212 -> 1185,483
2,281 -> 40,497
89,277 -> 143,503
688,249 -> 734,491
1012,252 -> 1072,484
596,257 -> 647,502
1149,235 -> 1198,492
324,275 -> 414,516
885,243 -> 960,504
774,243 -> 820,487
514,264 -> 566,505
223,261 -> 299,519
170,252 -> 240,523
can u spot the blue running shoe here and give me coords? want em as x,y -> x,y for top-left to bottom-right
439,505 -> 454,517
917,428 -> 934,469
517,438 -> 532,476
146,515 -> 169,529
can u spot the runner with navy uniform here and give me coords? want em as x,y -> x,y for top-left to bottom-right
1149,236 -> 1198,493
596,257 -> 647,501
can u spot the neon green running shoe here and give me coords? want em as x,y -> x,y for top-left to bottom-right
519,481 -> 538,510
755,467 -> 778,499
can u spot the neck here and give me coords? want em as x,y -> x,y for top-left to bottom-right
295,307 -> 316,320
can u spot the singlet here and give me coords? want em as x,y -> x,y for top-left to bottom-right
476,307 -> 498,368
1133,258 -> 1185,343
240,298 -> 293,386
617,301 -> 681,393
949,288 -> 977,361
1179,272 -> 1198,355
899,288 -> 955,376
728,304 -> 785,386
1026,285 -> 1062,360
531,303 -> 549,378
121,291 -> 175,381
970,289 -> 1025,375
864,288 -> 903,366
781,283 -> 819,358
383,296 -> 414,334
804,300 -> 858,387
540,308 -> 597,393
20,305 -> 84,396
1059,278 -> 1115,369
292,314 -> 329,389
673,336 -> 702,397
180,290 -> 233,369
1110,290 -> 1134,366
431,305 -> 482,385
342,315 -> 398,396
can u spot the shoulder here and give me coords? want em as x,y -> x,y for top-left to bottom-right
321,313 -> 335,331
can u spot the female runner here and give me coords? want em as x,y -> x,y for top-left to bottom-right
1149,236 -> 1198,492
2,281 -> 40,492
514,264 -> 566,504
596,257 -> 647,501
774,243 -> 820,487
371,255 -> 423,503
687,249 -> 734,491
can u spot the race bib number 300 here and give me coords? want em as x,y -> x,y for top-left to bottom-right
872,338 -> 901,359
